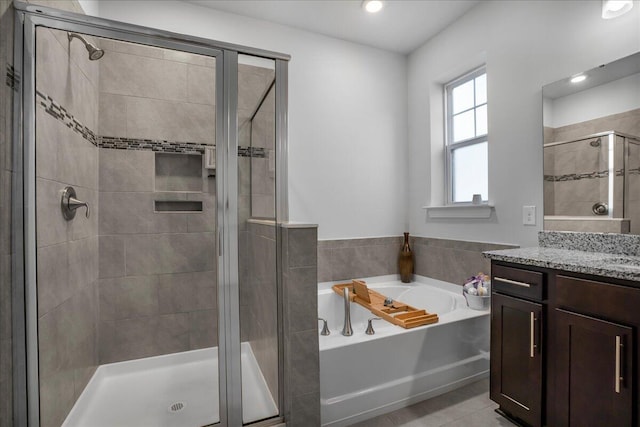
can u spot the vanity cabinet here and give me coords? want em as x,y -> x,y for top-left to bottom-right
490,293 -> 543,427
490,264 -> 546,427
490,261 -> 640,427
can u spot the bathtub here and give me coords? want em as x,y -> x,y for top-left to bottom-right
318,275 -> 489,427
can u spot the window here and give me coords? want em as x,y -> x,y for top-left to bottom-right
445,67 -> 487,203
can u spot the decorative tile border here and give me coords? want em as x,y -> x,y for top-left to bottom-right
6,65 -> 17,89
238,146 -> 266,158
99,136 -> 207,154
544,168 -> 640,182
36,90 -> 267,158
36,90 -> 98,146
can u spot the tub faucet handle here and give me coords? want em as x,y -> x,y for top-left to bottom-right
318,317 -> 330,336
366,317 -> 382,335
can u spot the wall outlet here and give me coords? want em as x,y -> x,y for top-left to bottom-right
523,205 -> 536,225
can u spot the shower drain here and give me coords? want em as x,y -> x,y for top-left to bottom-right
168,402 -> 186,413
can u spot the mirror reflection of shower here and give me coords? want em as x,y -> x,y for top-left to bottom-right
543,131 -> 640,232
67,32 -> 104,60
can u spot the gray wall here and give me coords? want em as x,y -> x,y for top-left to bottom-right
319,235 -> 516,285
97,37 -> 217,364
238,61 -> 279,402
98,39 -> 216,144
35,24 -> 101,427
97,149 -> 217,363
0,1 -> 14,426
281,225 -> 320,427
250,84 -> 276,218
242,221 -> 279,402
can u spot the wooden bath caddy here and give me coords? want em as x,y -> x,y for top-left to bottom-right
332,280 -> 439,329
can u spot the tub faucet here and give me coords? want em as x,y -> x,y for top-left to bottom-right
341,287 -> 353,336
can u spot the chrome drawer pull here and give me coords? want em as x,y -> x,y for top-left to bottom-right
615,335 -> 623,393
494,277 -> 531,288
530,312 -> 536,358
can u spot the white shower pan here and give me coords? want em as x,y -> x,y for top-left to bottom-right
63,342 -> 277,427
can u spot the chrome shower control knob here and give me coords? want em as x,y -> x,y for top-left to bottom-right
592,202 -> 608,216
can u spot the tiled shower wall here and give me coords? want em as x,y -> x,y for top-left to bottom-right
318,236 -> 516,285
549,108 -> 640,143
0,1 -> 14,426
544,108 -> 640,233
35,24 -> 100,427
243,221 -> 279,400
97,39 -> 217,364
238,61 -> 278,402
97,149 -> 217,363
98,39 -> 216,145
250,84 -> 276,218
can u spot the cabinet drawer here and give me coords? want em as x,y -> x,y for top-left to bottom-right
492,264 -> 545,301
556,275 -> 640,325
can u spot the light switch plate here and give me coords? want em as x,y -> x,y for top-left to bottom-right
523,205 -> 536,225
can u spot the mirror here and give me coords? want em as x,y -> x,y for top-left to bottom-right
542,52 -> 640,234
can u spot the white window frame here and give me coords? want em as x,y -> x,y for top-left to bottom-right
444,66 -> 487,205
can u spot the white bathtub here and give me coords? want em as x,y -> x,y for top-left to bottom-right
318,275 -> 489,427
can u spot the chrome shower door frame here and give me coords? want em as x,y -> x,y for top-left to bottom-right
12,2 -> 289,426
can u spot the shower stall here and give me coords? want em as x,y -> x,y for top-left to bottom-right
543,131 -> 640,233
12,2 -> 290,426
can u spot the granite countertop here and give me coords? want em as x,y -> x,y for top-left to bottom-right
484,246 -> 640,282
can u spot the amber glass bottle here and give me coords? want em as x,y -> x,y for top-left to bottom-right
398,232 -> 414,283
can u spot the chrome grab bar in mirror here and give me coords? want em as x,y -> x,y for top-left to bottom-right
61,186 -> 90,220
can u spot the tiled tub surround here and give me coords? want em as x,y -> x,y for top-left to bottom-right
318,236 -> 515,285
241,222 -> 320,426
484,231 -> 640,282
35,25 -> 101,427
281,224 -> 321,427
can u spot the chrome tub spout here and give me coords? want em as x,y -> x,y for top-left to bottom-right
341,287 -> 353,336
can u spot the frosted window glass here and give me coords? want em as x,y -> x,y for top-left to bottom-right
452,80 -> 474,114
475,74 -> 486,105
476,104 -> 487,136
453,110 -> 474,142
452,141 -> 488,202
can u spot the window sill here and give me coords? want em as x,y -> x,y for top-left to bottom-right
423,204 -> 494,219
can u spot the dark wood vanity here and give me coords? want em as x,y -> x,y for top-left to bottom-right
490,260 -> 639,427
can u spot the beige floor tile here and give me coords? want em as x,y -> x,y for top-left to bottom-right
354,378 -> 512,427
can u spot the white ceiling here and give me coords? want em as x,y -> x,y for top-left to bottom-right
184,0 -> 480,54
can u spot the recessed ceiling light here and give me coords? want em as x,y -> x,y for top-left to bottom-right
570,74 -> 587,84
602,0 -> 633,19
362,0 -> 384,13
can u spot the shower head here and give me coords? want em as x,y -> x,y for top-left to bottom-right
67,32 -> 104,61
590,137 -> 601,148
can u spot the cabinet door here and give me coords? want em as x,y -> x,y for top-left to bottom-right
491,293 -> 543,427
555,309 -> 633,427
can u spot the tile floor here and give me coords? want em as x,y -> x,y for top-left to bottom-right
351,378 -> 517,427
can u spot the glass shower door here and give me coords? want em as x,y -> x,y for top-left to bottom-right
32,25 -> 222,427
237,54 -> 281,425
